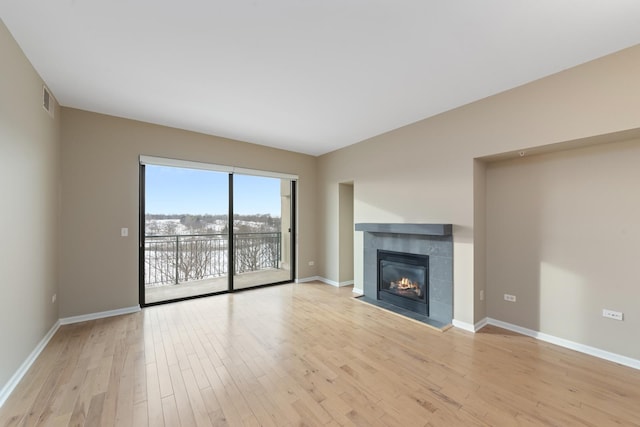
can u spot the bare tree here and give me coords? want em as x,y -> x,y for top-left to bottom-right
144,215 -> 281,286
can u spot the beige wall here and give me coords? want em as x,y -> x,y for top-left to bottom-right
0,20 -> 61,389
473,160 -> 487,321
486,139 -> 640,359
317,44 -> 640,326
60,109 -> 317,317
338,183 -> 354,283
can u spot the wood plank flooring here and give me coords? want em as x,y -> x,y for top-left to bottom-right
1,282 -> 639,426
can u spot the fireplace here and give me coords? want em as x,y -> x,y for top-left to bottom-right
356,223 -> 453,327
377,250 -> 429,315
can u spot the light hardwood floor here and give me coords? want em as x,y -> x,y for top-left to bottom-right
2,282 -> 639,426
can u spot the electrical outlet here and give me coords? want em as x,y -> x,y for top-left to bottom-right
52,294 -> 56,303
121,227 -> 129,237
504,294 -> 516,302
602,309 -> 623,321
308,261 -> 315,266
480,290 -> 485,301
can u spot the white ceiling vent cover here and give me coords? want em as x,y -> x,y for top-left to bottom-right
42,85 -> 54,118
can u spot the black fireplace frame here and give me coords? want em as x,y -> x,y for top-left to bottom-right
377,249 -> 429,315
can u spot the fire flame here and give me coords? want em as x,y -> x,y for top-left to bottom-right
390,277 -> 421,296
396,277 -> 415,290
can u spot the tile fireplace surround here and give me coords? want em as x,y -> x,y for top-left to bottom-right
355,223 -> 453,328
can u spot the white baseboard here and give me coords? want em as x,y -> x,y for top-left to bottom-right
0,320 -> 60,408
351,287 -> 363,295
472,317 -> 640,371
295,276 -> 322,283
59,305 -> 141,325
452,318 -> 487,333
317,277 -> 340,287
452,319 -> 474,332
296,276 -> 353,287
474,317 -> 489,331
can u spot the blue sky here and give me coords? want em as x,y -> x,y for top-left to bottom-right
145,165 -> 283,216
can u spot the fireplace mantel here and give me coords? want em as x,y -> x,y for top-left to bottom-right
355,223 -> 452,236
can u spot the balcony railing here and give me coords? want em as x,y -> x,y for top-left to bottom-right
144,232 -> 281,286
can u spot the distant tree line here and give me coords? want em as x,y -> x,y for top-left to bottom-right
145,213 -> 281,235
146,213 -> 228,221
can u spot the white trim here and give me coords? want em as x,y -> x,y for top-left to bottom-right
295,276 -> 322,283
317,277 -> 345,287
296,276 -> 334,285
295,277 -> 354,288
351,287 -> 364,295
321,278 -> 340,287
139,155 -> 298,180
233,166 -> 298,180
59,305 -> 141,325
139,155 -> 232,173
474,317 -> 489,331
0,320 -> 60,408
452,319 -> 476,333
484,318 -> 640,371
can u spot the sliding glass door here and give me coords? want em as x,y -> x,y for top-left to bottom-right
139,157 -> 296,306
232,174 -> 294,290
142,165 -> 230,304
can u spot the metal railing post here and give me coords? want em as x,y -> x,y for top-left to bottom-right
276,232 -> 281,268
143,232 -> 282,287
175,235 -> 179,284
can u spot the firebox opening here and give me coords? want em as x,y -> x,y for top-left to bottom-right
377,250 -> 429,315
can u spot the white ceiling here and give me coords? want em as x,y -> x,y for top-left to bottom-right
2,1 -> 640,156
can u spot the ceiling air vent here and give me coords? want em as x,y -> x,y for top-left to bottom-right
42,85 -> 54,118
